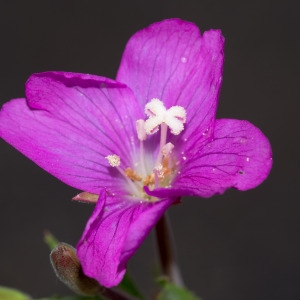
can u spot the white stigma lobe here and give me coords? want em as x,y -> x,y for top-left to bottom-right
144,98 -> 186,135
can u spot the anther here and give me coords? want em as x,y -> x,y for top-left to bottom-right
161,142 -> 174,156
136,119 -> 146,141
125,168 -> 142,181
105,154 -> 120,167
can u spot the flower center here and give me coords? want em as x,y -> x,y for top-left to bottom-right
106,98 -> 186,202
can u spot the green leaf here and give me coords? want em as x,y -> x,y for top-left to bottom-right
156,281 -> 202,300
0,286 -> 31,300
40,295 -> 104,300
118,272 -> 144,299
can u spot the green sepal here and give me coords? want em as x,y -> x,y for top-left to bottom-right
0,286 -> 31,300
44,231 -> 59,250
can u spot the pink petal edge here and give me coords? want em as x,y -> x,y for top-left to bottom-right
174,118 -> 273,197
0,72 -> 142,194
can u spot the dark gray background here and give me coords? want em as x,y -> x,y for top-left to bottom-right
0,1 -> 299,299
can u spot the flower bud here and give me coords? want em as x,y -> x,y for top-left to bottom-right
50,242 -> 102,296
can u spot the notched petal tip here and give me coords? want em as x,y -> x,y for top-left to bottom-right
25,71 -> 127,110
174,119 -> 272,197
214,119 -> 273,192
230,120 -> 273,191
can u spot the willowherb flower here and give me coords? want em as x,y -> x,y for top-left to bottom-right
0,19 -> 272,287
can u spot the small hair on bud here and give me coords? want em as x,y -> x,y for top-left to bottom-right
50,242 -> 102,296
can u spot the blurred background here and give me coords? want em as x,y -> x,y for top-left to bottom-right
0,1 -> 299,299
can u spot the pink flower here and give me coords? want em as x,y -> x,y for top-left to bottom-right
0,19 -> 272,287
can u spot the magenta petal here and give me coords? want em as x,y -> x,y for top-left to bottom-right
0,72 -> 142,193
170,119 -> 272,197
77,190 -> 174,287
117,19 -> 224,146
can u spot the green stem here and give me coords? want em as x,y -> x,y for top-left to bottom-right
155,213 -> 184,286
101,288 -> 138,300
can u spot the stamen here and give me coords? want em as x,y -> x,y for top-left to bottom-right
136,119 -> 147,176
136,120 -> 146,141
105,154 -> 120,167
143,174 -> 155,186
125,168 -> 142,181
126,99 -> 186,199
155,122 -> 168,167
105,154 -> 142,197
154,165 -> 163,187
161,142 -> 174,156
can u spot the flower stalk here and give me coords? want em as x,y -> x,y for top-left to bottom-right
100,288 -> 138,300
155,213 -> 184,286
